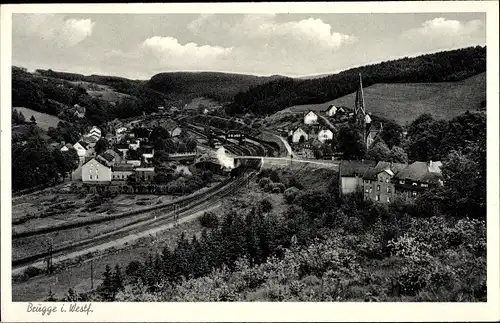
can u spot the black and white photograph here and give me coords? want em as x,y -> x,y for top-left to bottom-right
1,1 -> 499,322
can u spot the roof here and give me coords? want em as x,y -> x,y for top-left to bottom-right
394,161 -> 443,183
99,152 -> 115,162
325,105 -> 337,112
362,161 -> 408,180
76,141 -> 88,149
305,110 -> 318,116
339,160 -> 377,177
83,158 -> 109,169
135,167 -> 155,172
112,165 -> 135,172
115,144 -> 129,150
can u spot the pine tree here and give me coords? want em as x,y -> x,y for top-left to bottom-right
101,264 -> 114,301
112,264 -> 124,294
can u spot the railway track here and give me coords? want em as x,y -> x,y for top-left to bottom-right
13,170 -> 258,270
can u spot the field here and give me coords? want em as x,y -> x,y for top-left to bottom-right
13,107 -> 62,131
270,72 -> 486,125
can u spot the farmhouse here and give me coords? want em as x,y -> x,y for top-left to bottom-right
81,158 -> 112,183
325,105 -> 337,117
88,126 -> 102,141
304,111 -> 319,125
317,129 -> 334,143
290,127 -> 309,143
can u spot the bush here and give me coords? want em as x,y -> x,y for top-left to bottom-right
258,177 -> 271,189
284,187 -> 299,203
259,198 -> 273,213
270,170 -> 281,183
199,211 -> 219,229
273,183 -> 286,193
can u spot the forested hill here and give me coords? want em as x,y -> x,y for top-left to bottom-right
227,46 -> 486,116
147,72 -> 284,103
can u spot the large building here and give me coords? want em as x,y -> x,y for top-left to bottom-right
340,159 -> 443,203
81,158 -> 112,182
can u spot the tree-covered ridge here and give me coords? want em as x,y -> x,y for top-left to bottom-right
147,72 -> 284,103
227,46 -> 486,116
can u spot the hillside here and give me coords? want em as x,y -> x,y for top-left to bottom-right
13,107 -> 62,131
274,72 -> 485,125
227,46 -> 486,117
147,72 -> 284,103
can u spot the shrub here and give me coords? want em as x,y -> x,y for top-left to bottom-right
273,183 -> 286,193
199,211 -> 219,229
259,198 -> 273,213
258,177 -> 270,188
284,187 -> 299,203
270,170 -> 281,183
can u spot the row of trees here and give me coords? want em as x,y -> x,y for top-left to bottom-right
227,46 -> 486,116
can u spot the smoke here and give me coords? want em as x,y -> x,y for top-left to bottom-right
216,147 -> 235,169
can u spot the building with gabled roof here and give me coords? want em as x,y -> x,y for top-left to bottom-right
81,158 -> 112,182
304,110 -> 319,125
362,161 -> 408,203
338,160 -> 377,195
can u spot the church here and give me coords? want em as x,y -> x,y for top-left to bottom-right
352,73 -> 382,149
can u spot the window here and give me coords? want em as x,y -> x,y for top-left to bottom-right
377,185 -> 380,191
387,187 -> 391,193
96,175 -> 99,180
421,183 -> 428,187
385,178 -> 389,183
387,197 -> 391,203
89,175 -> 93,180
412,191 -> 417,197
399,180 -> 405,184
365,189 -> 369,193
376,195 -> 380,201
412,182 -> 418,186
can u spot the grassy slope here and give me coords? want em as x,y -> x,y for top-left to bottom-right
276,72 -> 485,125
13,107 -> 62,131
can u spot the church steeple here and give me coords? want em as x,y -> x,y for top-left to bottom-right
354,73 -> 366,117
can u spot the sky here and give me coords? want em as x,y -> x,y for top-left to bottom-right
12,12 -> 486,80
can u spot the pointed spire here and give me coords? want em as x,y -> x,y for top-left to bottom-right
354,73 -> 366,116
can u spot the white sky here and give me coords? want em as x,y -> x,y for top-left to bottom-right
12,13 -> 486,79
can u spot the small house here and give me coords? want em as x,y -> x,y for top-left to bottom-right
325,105 -> 337,117
317,129 -> 334,143
60,143 -> 73,152
290,127 -> 309,143
393,161 -> 443,199
304,111 -> 319,125
74,104 -> 86,118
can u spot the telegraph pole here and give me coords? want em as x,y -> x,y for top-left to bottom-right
90,259 -> 94,290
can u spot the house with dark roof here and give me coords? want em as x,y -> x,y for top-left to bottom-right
393,161 -> 443,199
338,160 -> 377,195
96,152 -> 116,167
112,164 -> 135,181
362,161 -> 408,203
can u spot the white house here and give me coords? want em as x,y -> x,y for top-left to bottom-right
73,141 -> 90,164
317,129 -> 334,143
142,149 -> 155,163
60,143 -> 73,152
88,126 -> 102,141
81,158 -> 112,182
304,111 -> 319,125
291,127 -> 309,143
325,105 -> 337,117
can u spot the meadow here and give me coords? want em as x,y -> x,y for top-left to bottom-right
272,73 -> 485,125
14,107 -> 62,131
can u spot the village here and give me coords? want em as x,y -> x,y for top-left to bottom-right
48,73 -> 444,205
